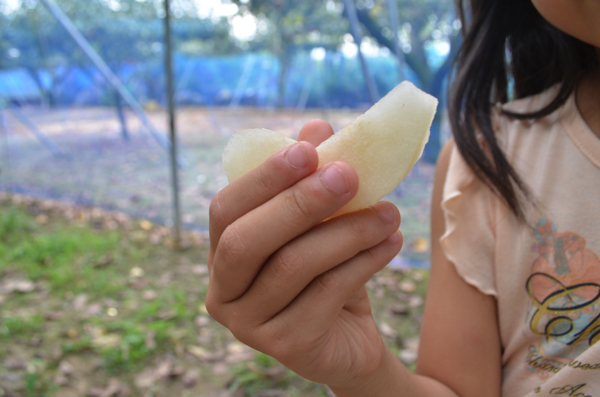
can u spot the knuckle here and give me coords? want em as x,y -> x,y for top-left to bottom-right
217,222 -> 248,265
272,340 -> 295,364
227,320 -> 248,342
209,194 -> 227,231
205,292 -> 222,323
287,188 -> 314,220
363,245 -> 380,262
258,322 -> 295,360
272,245 -> 302,281
229,319 -> 260,349
343,213 -> 369,240
316,270 -> 342,296
254,165 -> 274,192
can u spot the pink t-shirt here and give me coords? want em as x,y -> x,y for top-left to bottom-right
440,87 -> 600,396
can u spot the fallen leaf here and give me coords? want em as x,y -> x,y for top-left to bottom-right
388,304 -> 409,315
404,337 -> 420,351
225,350 -> 256,365
54,373 -> 69,386
87,378 -> 129,397
46,311 -> 65,321
226,342 -> 246,355
412,237 -> 429,253
154,360 -> 173,379
399,281 -> 416,293
93,255 -> 113,268
182,370 -> 199,388
66,329 -> 79,339
408,295 -> 424,308
379,322 -> 397,340
129,279 -> 150,289
195,315 -> 210,328
134,368 -> 155,389
139,220 -> 153,230
255,391 -> 285,397
191,264 -> 209,275
187,346 -> 223,362
106,307 -> 118,317
35,214 -> 49,224
411,271 -> 424,281
145,331 -> 157,350
1,279 -> 35,294
142,290 -> 157,301
86,303 -> 103,316
211,362 -> 229,377
398,349 -> 418,364
129,267 -> 144,278
73,294 -> 89,310
0,384 -> 21,397
3,356 -> 28,370
59,360 -> 75,376
159,272 -> 172,286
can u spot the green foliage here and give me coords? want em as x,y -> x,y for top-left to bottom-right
61,336 -> 93,354
0,0 -> 233,105
0,218 -> 121,293
230,353 -> 295,396
232,0 -> 350,106
0,206 -> 36,242
0,315 -> 43,339
100,327 -> 151,373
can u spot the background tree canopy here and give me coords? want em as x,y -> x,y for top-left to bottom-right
0,0 -> 458,161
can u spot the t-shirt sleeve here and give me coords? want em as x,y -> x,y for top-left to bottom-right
439,145 -> 498,297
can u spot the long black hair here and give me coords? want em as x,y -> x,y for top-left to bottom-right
449,0 -> 598,220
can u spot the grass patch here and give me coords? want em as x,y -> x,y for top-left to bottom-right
0,195 -> 429,396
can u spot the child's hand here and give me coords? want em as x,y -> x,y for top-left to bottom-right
206,120 -> 403,390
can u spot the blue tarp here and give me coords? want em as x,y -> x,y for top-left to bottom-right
0,68 -> 42,102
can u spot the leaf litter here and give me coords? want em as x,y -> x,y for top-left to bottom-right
0,192 -> 430,396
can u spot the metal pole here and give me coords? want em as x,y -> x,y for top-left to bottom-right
342,0 -> 379,104
39,0 -> 179,159
163,0 -> 182,248
7,107 -> 64,156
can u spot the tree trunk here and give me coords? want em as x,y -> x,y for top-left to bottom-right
114,90 -> 129,141
277,53 -> 289,108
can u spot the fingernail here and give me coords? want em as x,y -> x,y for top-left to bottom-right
284,143 -> 308,169
373,203 -> 397,223
320,164 -> 349,196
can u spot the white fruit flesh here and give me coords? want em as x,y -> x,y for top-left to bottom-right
222,81 -> 438,217
222,128 -> 296,183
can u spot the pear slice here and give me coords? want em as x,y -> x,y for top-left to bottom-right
222,81 -> 438,217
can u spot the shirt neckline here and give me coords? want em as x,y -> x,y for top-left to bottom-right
561,93 -> 600,170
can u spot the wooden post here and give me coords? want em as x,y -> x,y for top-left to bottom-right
163,0 -> 182,249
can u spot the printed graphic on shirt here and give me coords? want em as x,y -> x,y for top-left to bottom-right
524,219 -> 600,379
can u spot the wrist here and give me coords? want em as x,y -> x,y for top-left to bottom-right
328,347 -> 412,397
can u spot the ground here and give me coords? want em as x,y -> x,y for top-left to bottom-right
0,106 -> 435,267
0,192 -> 430,397
1,106 -> 435,396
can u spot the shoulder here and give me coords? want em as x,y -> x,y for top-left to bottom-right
499,84 -> 563,115
430,138 -> 453,252
433,137 -> 454,191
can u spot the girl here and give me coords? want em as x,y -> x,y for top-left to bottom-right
206,0 -> 600,395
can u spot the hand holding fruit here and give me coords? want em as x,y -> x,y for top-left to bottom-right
207,82 -> 437,392
206,120 -> 407,391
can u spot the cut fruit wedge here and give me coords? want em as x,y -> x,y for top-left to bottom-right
222,80 -> 438,217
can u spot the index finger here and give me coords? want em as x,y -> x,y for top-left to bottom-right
297,119 -> 334,147
209,140 -> 318,254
